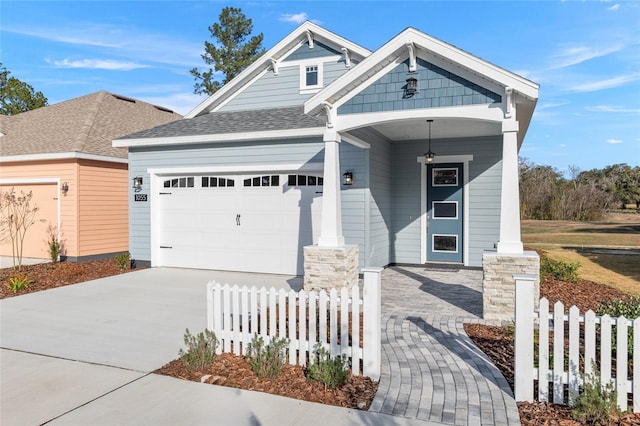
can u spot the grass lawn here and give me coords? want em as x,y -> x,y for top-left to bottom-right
522,213 -> 640,295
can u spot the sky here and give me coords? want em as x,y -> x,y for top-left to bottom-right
2,0 -> 639,174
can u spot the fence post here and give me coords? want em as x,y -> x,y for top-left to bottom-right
207,281 -> 214,331
363,267 -> 382,381
514,273 -> 537,402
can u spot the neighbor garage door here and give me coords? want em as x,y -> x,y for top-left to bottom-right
0,183 -> 58,260
155,173 -> 323,275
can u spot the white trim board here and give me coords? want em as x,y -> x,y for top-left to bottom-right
1,152 -> 128,164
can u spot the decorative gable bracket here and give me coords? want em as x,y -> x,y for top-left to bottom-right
505,87 -> 513,118
270,58 -> 279,76
306,30 -> 314,48
341,48 -> 352,68
406,42 -> 417,72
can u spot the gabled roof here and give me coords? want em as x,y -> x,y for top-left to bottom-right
0,91 -> 181,161
186,21 -> 371,118
114,106 -> 325,147
305,27 -> 539,116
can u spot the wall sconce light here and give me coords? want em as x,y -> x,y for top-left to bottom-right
405,76 -> 418,96
424,119 -> 435,164
343,171 -> 354,185
132,176 -> 143,191
61,182 -> 69,194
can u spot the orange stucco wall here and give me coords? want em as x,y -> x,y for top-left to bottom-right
0,159 -> 129,260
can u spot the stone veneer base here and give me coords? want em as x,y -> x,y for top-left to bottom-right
482,250 -> 540,323
303,245 -> 359,292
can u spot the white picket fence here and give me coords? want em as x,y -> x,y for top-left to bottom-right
206,268 -> 382,380
515,275 -> 639,413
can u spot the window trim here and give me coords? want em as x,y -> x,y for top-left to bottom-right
432,234 -> 459,253
431,201 -> 458,220
299,61 -> 323,93
432,167 -> 459,187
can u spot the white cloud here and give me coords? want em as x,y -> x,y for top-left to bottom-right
549,44 -> 623,70
608,4 -> 620,11
50,58 -> 148,71
566,72 -> 640,92
607,138 -> 623,144
588,105 -> 640,113
279,13 -> 309,24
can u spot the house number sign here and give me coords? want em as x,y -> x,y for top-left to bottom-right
134,194 -> 148,202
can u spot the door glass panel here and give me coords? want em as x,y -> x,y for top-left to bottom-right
432,168 -> 458,186
433,202 -> 457,219
433,235 -> 457,252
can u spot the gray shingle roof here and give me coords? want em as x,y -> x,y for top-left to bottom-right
120,106 -> 326,140
0,91 -> 182,159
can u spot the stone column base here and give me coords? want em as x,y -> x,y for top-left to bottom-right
303,245 -> 359,292
482,250 -> 540,322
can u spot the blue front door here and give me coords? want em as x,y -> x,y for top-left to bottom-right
427,163 -> 463,263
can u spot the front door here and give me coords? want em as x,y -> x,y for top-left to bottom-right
427,163 -> 463,263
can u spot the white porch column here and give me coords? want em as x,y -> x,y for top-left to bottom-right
317,129 -> 345,247
496,121 -> 523,254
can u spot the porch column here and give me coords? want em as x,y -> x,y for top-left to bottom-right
317,129 -> 345,247
303,128 -> 358,292
496,121 -> 523,254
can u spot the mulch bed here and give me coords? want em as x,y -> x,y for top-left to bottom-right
0,259 -> 143,299
154,353 -> 378,410
465,277 -> 640,425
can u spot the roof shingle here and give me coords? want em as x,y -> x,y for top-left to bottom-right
119,106 -> 326,140
0,91 -> 181,159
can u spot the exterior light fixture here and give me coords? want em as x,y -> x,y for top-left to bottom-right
424,119 -> 435,164
61,182 -> 69,193
133,176 -> 143,190
405,76 -> 418,96
343,171 -> 354,185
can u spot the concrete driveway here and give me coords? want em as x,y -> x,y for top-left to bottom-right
2,268 -> 427,426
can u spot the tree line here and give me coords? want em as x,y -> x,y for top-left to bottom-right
519,159 -> 640,221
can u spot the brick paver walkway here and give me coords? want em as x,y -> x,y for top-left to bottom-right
368,266 -> 520,425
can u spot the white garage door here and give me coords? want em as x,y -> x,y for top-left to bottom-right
156,173 -> 323,275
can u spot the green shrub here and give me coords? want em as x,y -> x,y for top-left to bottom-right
179,328 -> 219,372
114,252 -> 130,271
245,334 -> 288,379
6,274 -> 33,293
540,255 -> 580,284
46,229 -> 61,263
572,364 -> 620,425
597,296 -> 640,358
306,345 -> 350,390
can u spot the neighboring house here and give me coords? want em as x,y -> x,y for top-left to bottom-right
0,91 -> 181,262
114,22 -> 539,318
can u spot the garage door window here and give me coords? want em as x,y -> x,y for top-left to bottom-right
202,177 -> 235,188
288,174 -> 323,186
163,177 -> 194,188
243,175 -> 280,187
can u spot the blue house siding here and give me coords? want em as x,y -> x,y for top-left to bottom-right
221,61 -> 352,112
390,136 -> 502,267
339,142 -> 367,268
338,58 -> 501,115
128,139 -> 326,262
282,41 -> 341,62
128,138 -> 370,266
350,128 -> 392,267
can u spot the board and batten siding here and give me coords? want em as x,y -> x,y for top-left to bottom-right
220,61 -> 351,112
339,142 -> 367,268
391,136 -> 502,267
77,160 -> 128,257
